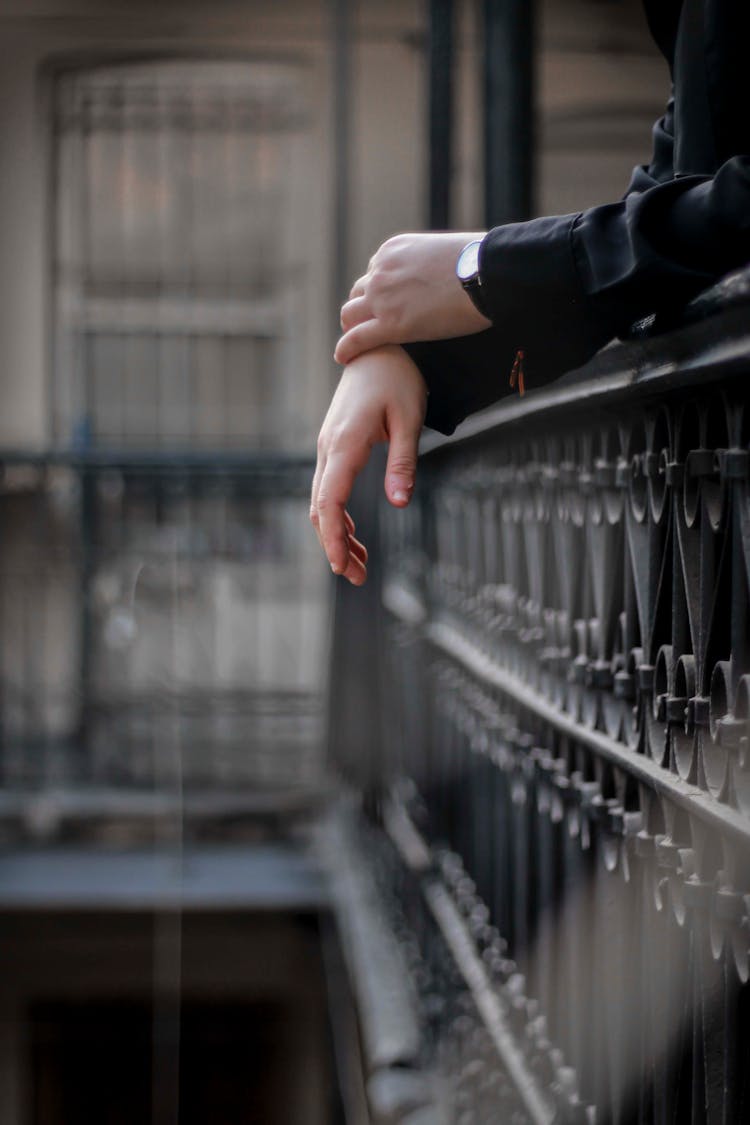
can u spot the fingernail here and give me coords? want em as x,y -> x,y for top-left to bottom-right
393,489 -> 409,503
331,563 -> 341,575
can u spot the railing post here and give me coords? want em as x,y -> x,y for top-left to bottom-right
428,0 -> 455,228
331,0 -> 352,310
483,0 -> 536,224
327,453 -> 386,806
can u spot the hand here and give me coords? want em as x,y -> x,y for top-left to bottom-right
334,231 -> 491,366
311,344 -> 427,584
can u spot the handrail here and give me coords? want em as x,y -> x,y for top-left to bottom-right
421,296 -> 750,456
0,449 -> 315,493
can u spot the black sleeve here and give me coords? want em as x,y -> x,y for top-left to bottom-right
479,87 -> 749,408
483,151 -> 750,365
402,331 -> 517,436
404,211 -> 612,436
404,101 -> 678,437
570,155 -> 750,331
409,97 -> 750,436
624,95 -> 675,193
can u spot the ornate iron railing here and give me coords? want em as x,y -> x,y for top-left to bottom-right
355,286 -> 750,1123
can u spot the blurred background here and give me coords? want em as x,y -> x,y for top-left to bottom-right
0,0 -> 666,1121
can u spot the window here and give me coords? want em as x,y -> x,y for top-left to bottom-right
53,60 -> 322,451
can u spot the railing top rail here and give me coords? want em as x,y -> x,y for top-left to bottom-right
0,449 -> 317,496
421,275 -> 750,457
0,449 -> 316,472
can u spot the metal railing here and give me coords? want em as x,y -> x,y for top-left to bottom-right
340,279 -> 750,1122
0,451 -> 330,829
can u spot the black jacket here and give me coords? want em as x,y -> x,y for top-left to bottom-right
406,0 -> 750,435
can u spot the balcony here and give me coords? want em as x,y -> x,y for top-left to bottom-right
0,2 -> 747,1121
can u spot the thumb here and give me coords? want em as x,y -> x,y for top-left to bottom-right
385,420 -> 419,507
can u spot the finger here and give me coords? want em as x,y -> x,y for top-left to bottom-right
314,503 -> 365,571
342,549 -> 367,586
315,528 -> 366,584
309,457 -> 325,547
310,457 -> 323,515
340,295 -> 371,331
333,527 -> 367,586
317,452 -> 361,575
334,319 -> 389,366
347,532 -> 368,565
348,275 -> 367,300
384,417 -> 419,507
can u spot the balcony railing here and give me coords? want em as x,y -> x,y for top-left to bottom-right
0,451 -> 329,834
336,275 -> 750,1123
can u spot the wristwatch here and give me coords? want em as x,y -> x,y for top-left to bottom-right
456,238 -> 489,317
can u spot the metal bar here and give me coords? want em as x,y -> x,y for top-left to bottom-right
76,466 -> 96,759
331,0 -> 352,314
483,0 -> 535,224
0,450 -> 315,469
428,0 -> 455,228
0,785 -> 333,822
326,453 -> 387,799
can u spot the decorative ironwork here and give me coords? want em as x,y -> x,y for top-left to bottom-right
371,302 -> 750,1122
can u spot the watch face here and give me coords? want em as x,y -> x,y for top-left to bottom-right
457,239 -> 481,281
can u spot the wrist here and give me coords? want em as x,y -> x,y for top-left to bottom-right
456,237 -> 491,320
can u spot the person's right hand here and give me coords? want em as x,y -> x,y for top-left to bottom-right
310,344 -> 427,585
334,232 -> 490,366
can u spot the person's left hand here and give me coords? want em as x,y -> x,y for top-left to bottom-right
311,344 -> 427,584
334,231 -> 491,366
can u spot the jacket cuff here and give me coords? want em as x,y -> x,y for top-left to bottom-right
404,215 -> 621,436
403,331 -> 513,435
479,214 -> 614,386
479,214 -> 583,322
